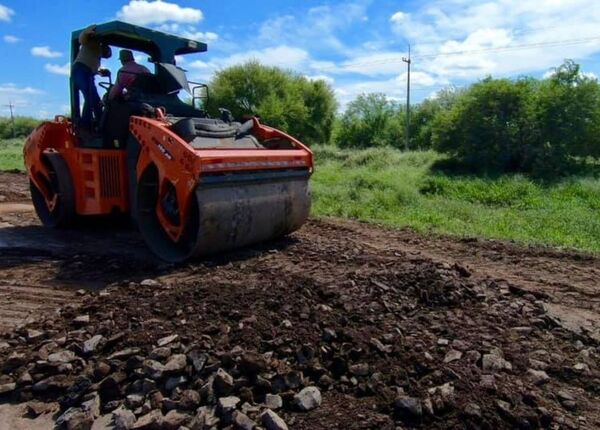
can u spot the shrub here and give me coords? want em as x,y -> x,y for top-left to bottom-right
430,77 -> 536,174
208,61 -> 337,145
333,93 -> 404,148
0,116 -> 41,139
430,60 -> 600,177
528,60 -> 600,175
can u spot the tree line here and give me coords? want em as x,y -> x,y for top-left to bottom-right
4,59 -> 599,177
0,116 -> 40,139
209,59 -> 600,177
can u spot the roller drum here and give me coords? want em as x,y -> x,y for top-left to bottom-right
137,169 -> 311,262
190,175 -> 310,256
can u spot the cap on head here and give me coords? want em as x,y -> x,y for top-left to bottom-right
101,44 -> 112,59
119,49 -> 134,63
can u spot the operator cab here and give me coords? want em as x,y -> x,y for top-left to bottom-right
70,21 -> 209,148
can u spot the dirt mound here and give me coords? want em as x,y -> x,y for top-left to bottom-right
1,229 -> 599,429
0,172 -> 599,429
0,172 -> 29,203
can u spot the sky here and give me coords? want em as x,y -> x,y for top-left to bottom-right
1,0 -> 600,118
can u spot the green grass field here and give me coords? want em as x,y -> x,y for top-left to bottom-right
312,146 -> 600,253
1,139 -> 598,253
0,138 -> 24,171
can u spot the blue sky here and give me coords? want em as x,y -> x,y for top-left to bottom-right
1,0 -> 600,118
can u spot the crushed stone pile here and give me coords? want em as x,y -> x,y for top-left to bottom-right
0,221 -> 599,429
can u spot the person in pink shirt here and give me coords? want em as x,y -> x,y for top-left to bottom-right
109,50 -> 151,100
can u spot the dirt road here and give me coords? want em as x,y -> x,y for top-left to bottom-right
0,171 -> 599,429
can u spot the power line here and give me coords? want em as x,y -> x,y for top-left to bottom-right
413,36 -> 600,59
313,35 -> 600,72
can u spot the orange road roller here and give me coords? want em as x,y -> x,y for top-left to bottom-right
24,21 -> 313,262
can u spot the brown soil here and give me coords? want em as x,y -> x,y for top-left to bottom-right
0,172 -> 599,429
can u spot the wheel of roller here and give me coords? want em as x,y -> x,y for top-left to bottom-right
30,153 -> 75,228
135,163 -> 200,262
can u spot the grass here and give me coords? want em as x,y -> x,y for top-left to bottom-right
312,145 -> 600,253
1,139 -> 598,253
0,138 -> 25,171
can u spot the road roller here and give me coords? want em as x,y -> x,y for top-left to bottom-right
24,21 -> 313,262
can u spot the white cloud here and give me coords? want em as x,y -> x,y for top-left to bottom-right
45,63 -> 70,76
143,0 -> 600,112
0,4 -> 14,22
3,35 -> 19,43
336,52 -> 408,76
0,83 -> 43,95
305,74 -> 335,84
390,11 -> 408,24
31,46 -> 63,58
190,45 -> 311,73
388,0 -> 600,84
182,30 -> 218,42
0,84 -> 45,117
116,0 -> 203,26
258,3 -> 368,55
156,23 -> 218,42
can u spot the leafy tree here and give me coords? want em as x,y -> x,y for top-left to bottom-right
208,61 -> 337,145
529,60 -> 600,174
410,88 -> 461,150
431,77 -> 536,173
334,93 -> 403,148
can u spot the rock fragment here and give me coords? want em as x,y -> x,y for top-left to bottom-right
349,363 -> 370,376
482,353 -> 512,371
239,352 -> 268,376
394,396 -> 423,422
213,368 -> 234,396
157,334 -> 179,347
48,350 -> 76,363
261,409 -> 288,430
0,381 -> 16,394
265,393 -> 283,410
463,402 -> 482,419
527,369 -> 550,385
26,400 -> 58,417
132,410 -> 163,429
83,335 -> 104,354
56,407 -> 94,430
164,354 -> 187,373
143,359 -> 165,380
149,346 -> 171,361
443,349 -> 463,363
73,315 -> 90,326
162,410 -> 191,430
27,329 -> 45,342
179,389 -> 201,410
140,279 -> 159,287
233,411 -> 256,430
108,348 -> 141,360
294,386 -> 322,411
217,396 -> 241,425
113,407 -> 136,430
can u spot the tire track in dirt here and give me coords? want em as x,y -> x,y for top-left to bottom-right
0,280 -> 82,333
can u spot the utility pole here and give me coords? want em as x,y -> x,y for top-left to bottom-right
4,100 -> 15,138
402,45 -> 411,151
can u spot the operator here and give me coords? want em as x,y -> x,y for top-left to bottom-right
108,50 -> 150,100
72,24 -> 112,131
